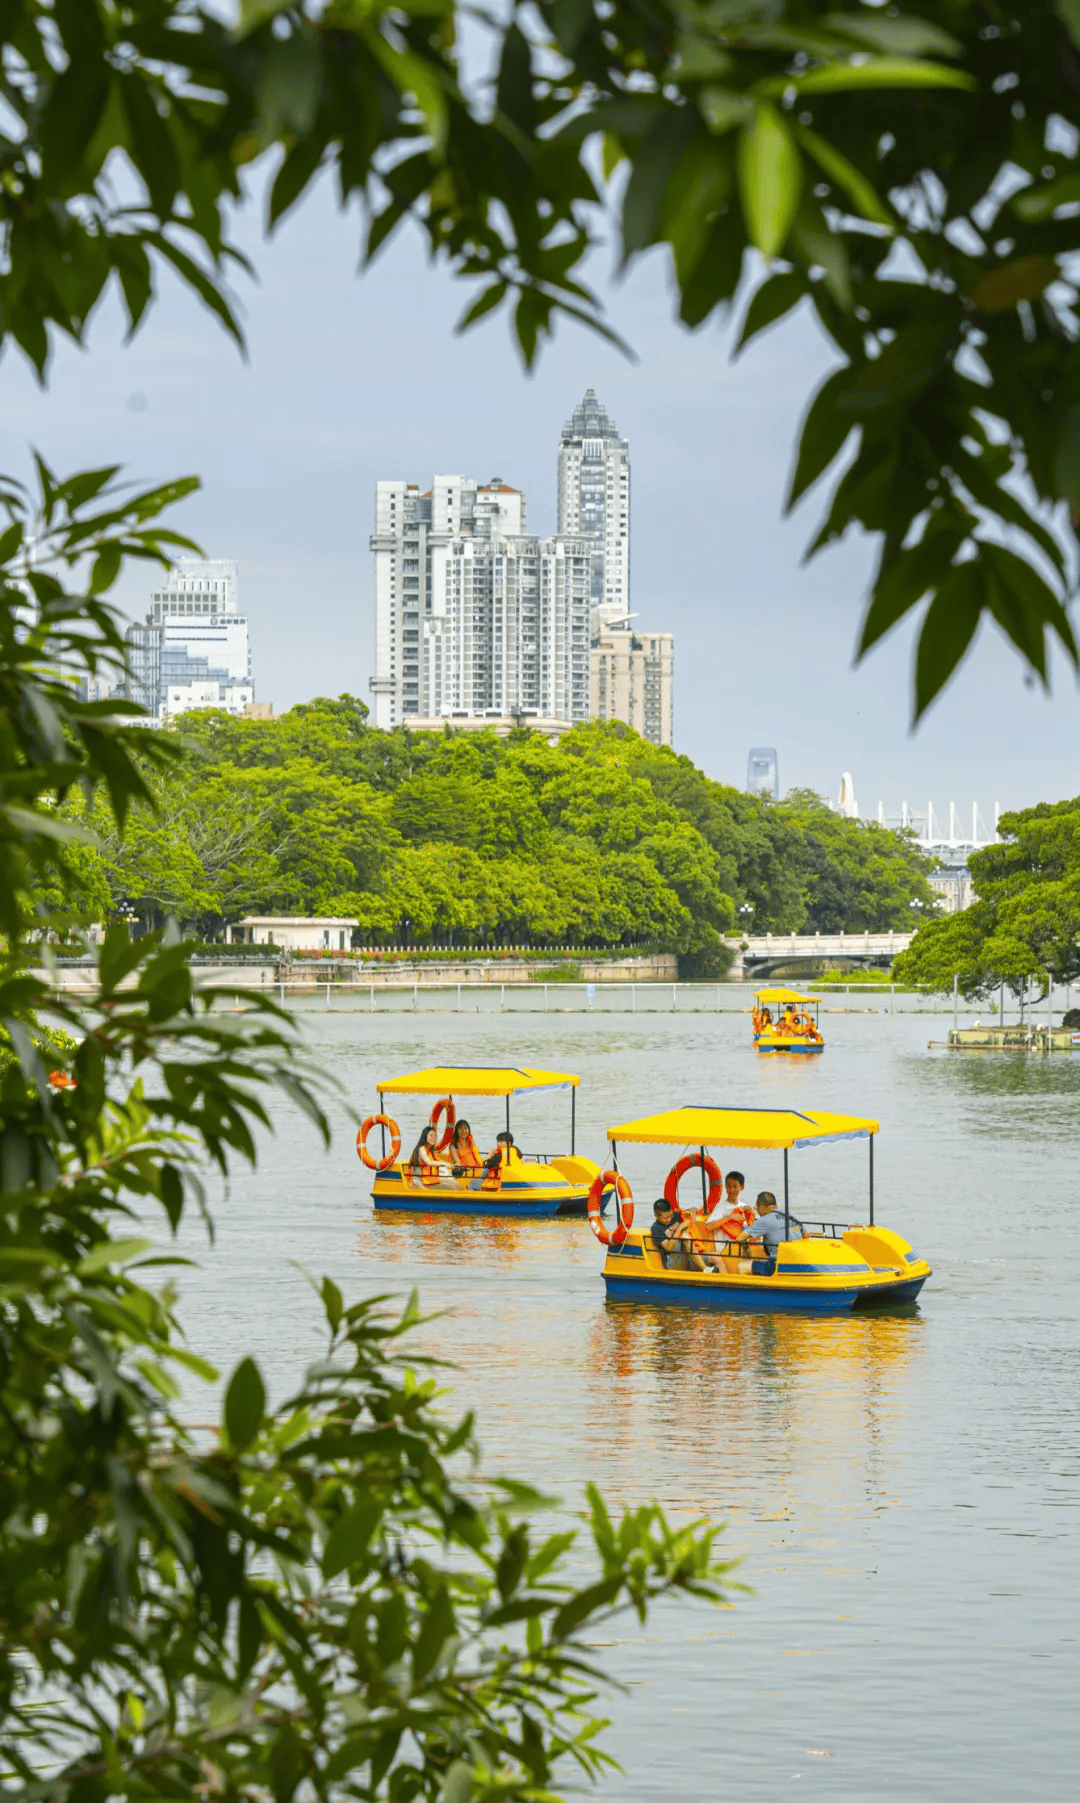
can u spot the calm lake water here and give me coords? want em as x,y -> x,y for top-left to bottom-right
174,991 -> 1078,1800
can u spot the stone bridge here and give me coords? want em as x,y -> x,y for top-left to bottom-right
732,930 -> 914,979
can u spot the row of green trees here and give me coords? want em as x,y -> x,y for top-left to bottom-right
50,700 -> 937,966
895,797 -> 1080,998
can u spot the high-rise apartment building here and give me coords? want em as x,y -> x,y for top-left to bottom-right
124,558 -> 253,721
589,604 -> 674,747
369,476 -> 591,729
557,389 -> 630,612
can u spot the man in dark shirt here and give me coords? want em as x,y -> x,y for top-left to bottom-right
649,1199 -> 706,1271
739,1190 -> 805,1275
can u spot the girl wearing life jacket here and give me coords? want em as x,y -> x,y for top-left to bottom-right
449,1118 -> 483,1176
407,1124 -> 442,1187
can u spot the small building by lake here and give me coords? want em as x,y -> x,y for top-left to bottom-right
230,916 -> 358,951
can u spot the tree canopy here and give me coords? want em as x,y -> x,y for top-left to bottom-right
48,700 -> 935,958
894,794 -> 1080,996
5,2 -> 1080,716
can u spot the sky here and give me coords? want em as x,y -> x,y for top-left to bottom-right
3,170 -> 1078,828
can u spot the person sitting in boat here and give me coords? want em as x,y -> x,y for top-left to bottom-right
737,1190 -> 805,1275
481,1130 -> 522,1189
449,1118 -> 483,1177
702,1170 -> 752,1269
650,1199 -> 707,1272
407,1124 -> 442,1186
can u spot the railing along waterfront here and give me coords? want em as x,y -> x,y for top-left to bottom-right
243,979 -> 970,1013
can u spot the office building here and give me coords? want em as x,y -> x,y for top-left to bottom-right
746,748 -> 779,799
125,558 -> 253,720
369,475 -> 591,729
590,603 -> 674,747
557,388 -> 630,612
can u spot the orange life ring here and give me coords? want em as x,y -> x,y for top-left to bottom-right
664,1153 -> 722,1214
587,1169 -> 633,1247
429,1094 -> 456,1151
357,1113 -> 401,1171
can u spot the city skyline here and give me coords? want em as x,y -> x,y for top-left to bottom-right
5,176 -> 1078,811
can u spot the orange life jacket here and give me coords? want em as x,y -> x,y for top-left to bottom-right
409,1146 -> 442,1188
481,1145 -> 522,1190
451,1133 -> 483,1172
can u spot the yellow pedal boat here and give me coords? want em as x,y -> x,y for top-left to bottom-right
753,987 -> 824,1054
590,1104 -> 931,1313
359,1066 -> 601,1216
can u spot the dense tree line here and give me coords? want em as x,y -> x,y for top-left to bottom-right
50,699 -> 936,967
894,797 -> 1080,998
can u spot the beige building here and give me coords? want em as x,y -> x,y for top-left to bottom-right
230,916 -> 357,951
589,604 -> 674,746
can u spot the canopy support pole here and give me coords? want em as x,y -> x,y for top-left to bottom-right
506,1096 -> 511,1138
571,1086 -> 576,1154
869,1134 -> 875,1226
379,1094 -> 386,1160
783,1148 -> 790,1242
700,1148 -> 708,1210
611,1139 -> 618,1172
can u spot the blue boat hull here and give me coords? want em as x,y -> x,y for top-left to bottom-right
374,1194 -> 573,1218
603,1272 -> 927,1314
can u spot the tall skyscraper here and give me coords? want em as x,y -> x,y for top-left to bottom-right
746,748 -> 779,799
557,388 -> 630,612
369,476 -> 591,729
124,558 -> 254,721
589,604 -> 674,747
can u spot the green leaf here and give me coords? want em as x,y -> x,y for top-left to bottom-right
255,29 -> 323,140
320,1275 -> 343,1332
698,86 -> 754,135
89,542 -> 122,595
223,1355 -> 265,1451
736,269 -> 807,352
375,1589 -> 409,1666
981,541 -> 1078,673
551,1572 -> 623,1640
456,281 -> 508,333
1057,1 -> 1080,51
439,1761 -> 473,1803
496,24 -> 537,138
622,110 -> 697,257
792,201 -> 851,309
794,124 -> 895,230
268,1721 -> 306,1803
913,560 -> 984,720
322,1499 -> 383,1578
160,1162 -> 185,1233
858,516 -> 970,657
412,1585 -> 455,1682
785,366 -> 856,508
758,57 -> 975,98
269,134 -> 326,230
76,1237 -> 152,1275
737,105 -> 801,261
1011,170 -> 1080,223
824,12 -> 962,57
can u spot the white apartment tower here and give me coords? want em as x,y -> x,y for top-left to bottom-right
369,476 -> 591,729
557,388 -> 630,611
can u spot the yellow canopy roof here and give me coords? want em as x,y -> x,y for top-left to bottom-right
607,1105 -> 877,1150
377,1066 -> 579,1098
754,988 -> 821,1004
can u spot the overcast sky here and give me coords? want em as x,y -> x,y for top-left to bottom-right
4,172 -> 1078,829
